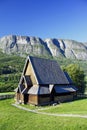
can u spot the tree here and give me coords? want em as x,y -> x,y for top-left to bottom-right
63,64 -> 85,93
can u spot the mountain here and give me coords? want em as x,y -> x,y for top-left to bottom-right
0,35 -> 87,60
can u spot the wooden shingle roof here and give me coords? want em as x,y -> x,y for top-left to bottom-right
28,85 -> 50,95
64,72 -> 73,84
54,85 -> 78,93
29,56 -> 69,85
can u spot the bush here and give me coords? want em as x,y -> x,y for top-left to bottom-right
63,64 -> 86,93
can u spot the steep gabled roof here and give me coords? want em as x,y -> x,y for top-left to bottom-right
64,72 -> 73,84
22,88 -> 29,94
54,85 -> 78,93
19,84 -> 25,93
29,56 -> 69,85
24,75 -> 32,86
28,85 -> 50,95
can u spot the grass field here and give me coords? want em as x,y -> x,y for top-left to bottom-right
0,99 -> 87,130
39,99 -> 87,115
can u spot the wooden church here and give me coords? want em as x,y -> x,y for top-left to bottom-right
15,56 -> 77,105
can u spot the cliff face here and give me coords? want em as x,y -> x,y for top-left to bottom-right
0,35 -> 87,60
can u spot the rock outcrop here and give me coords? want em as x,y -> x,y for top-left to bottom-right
0,35 -> 87,60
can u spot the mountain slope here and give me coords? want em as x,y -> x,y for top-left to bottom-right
0,35 -> 87,60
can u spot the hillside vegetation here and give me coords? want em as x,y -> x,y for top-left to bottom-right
0,50 -> 87,93
0,51 -> 25,92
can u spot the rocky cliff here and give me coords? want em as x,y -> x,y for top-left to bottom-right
0,35 -> 87,60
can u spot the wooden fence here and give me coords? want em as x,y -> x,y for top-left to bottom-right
0,94 -> 14,100
77,94 -> 87,99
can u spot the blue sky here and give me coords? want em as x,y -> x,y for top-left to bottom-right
0,0 -> 87,42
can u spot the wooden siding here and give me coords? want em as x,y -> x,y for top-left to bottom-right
54,94 -> 74,103
38,95 -> 50,105
15,93 -> 20,102
28,94 -> 38,105
16,93 -> 24,103
25,62 -> 37,85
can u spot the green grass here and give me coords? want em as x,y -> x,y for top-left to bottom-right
0,92 -> 15,95
39,99 -> 87,115
21,98 -> 87,115
0,99 -> 87,130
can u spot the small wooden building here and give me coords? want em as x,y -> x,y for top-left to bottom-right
15,56 -> 77,105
